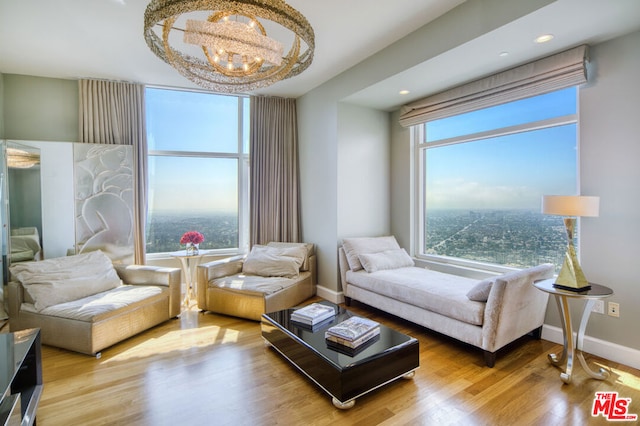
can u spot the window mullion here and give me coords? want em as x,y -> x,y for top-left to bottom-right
423,114 -> 577,149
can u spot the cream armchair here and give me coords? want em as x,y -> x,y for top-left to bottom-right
197,242 -> 317,321
8,251 -> 181,356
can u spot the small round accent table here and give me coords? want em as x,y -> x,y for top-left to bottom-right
534,278 -> 613,384
170,250 -> 208,309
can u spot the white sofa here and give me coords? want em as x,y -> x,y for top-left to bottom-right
8,250 -> 181,356
338,236 -> 554,367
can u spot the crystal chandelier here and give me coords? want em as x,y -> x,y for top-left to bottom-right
144,0 -> 315,93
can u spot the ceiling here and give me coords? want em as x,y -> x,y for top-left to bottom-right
1,0 -> 640,111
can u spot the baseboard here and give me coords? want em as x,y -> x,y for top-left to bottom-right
542,324 -> 640,370
315,285 -> 344,305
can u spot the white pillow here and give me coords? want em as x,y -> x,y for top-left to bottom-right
466,278 -> 494,302
267,242 -> 314,271
10,250 -> 122,311
358,248 -> 415,273
242,245 -> 306,278
342,236 -> 401,271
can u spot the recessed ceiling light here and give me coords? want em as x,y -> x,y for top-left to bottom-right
499,51 -> 509,57
534,34 -> 554,44
399,90 -> 410,95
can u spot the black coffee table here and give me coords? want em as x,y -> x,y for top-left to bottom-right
261,301 -> 419,409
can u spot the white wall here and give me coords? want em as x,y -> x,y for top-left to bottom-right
337,103 -> 391,240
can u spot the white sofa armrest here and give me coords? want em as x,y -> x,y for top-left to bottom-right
482,263 -> 555,355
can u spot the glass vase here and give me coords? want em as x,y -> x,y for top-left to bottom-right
185,242 -> 199,256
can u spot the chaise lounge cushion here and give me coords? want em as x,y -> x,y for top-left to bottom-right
210,274 -> 301,297
347,267 -> 485,325
10,250 -> 122,311
20,284 -> 164,322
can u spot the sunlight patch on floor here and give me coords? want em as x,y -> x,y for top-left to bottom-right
101,324 -> 241,363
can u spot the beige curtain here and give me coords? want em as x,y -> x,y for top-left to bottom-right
399,44 -> 589,127
250,96 -> 300,246
78,79 -> 148,264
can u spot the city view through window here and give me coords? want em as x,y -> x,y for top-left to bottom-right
421,88 -> 578,272
144,87 -> 249,254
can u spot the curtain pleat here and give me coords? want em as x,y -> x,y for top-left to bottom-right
399,44 -> 589,127
249,96 -> 300,246
78,79 -> 148,264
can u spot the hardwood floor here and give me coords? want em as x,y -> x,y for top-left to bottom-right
23,299 -> 640,425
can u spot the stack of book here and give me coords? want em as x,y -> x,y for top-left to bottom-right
325,316 -> 380,354
290,303 -> 336,327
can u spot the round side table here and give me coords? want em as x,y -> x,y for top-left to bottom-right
534,278 -> 613,384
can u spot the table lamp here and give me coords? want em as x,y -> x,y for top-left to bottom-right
541,195 -> 600,292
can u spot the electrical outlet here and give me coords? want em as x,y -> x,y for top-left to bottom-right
592,300 -> 605,314
608,302 -> 620,317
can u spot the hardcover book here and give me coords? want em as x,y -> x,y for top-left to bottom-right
290,303 -> 335,325
324,316 -> 380,342
325,326 -> 380,348
326,334 -> 381,356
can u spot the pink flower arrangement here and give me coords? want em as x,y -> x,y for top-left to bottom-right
180,231 -> 204,245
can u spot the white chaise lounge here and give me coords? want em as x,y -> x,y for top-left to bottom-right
338,236 -> 554,367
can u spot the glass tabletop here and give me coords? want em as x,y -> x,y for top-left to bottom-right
534,278 -> 613,298
0,329 -> 40,400
263,301 -> 417,370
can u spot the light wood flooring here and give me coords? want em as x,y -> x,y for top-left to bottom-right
12,299 -> 640,426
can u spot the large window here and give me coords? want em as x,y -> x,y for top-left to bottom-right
145,87 -> 249,255
417,87 -> 578,271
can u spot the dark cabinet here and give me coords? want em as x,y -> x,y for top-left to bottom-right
1,328 -> 43,425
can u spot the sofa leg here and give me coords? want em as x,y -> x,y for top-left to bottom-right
483,351 -> 496,368
344,296 -> 352,306
531,326 -> 543,340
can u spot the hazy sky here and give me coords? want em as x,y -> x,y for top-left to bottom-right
145,88 -> 248,214
144,86 -> 577,214
425,87 -> 577,210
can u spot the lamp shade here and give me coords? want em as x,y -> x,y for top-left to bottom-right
541,195 -> 600,217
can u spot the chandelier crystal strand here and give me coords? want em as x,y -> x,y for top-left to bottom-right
144,0 -> 314,93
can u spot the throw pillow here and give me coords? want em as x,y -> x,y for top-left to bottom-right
242,245 -> 306,278
267,242 -> 314,271
342,236 -> 401,272
466,278 -> 494,302
10,250 -> 122,311
358,248 -> 415,273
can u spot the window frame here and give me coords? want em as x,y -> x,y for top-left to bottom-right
413,93 -> 579,274
145,86 -> 250,259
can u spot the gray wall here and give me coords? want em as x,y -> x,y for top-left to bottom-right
2,74 -> 78,142
0,73 -> 4,138
337,103 -> 391,239
571,31 -> 639,349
